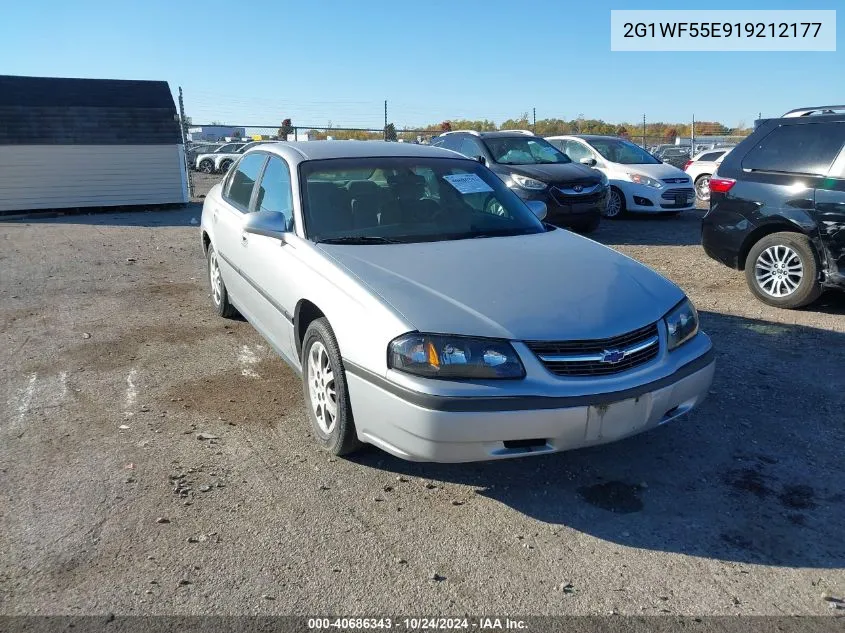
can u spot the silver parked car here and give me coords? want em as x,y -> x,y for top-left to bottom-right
200,141 -> 715,462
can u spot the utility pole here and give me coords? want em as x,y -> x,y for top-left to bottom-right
177,86 -> 193,199
642,114 -> 646,148
533,107 -> 536,132
384,100 -> 388,139
691,114 -> 695,152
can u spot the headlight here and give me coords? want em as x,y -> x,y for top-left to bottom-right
388,333 -> 525,379
664,298 -> 699,351
510,174 -> 547,190
626,172 -> 663,189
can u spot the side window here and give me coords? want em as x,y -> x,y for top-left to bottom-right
563,141 -> 592,162
698,151 -> 723,162
459,137 -> 485,159
254,156 -> 294,229
224,153 -> 266,211
742,123 -> 845,176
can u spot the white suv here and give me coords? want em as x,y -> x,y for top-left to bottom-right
546,135 -> 695,218
683,148 -> 732,202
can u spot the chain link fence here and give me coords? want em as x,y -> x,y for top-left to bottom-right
177,98 -> 753,198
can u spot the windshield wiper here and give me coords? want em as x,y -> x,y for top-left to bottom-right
317,236 -> 402,245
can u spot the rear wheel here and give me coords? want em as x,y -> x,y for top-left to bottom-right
301,318 -> 362,456
219,159 -> 233,173
695,174 -> 711,201
207,244 -> 238,318
604,187 -> 625,219
745,232 -> 822,309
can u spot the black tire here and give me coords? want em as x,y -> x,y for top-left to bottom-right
199,159 -> 215,174
604,186 -> 626,219
572,216 -> 601,234
207,244 -> 238,318
301,318 -> 362,456
744,232 -> 822,309
219,159 -> 233,173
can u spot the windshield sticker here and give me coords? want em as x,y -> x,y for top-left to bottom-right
443,173 -> 494,195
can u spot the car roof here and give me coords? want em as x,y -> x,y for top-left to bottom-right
251,140 -> 460,163
475,131 -> 537,139
546,134 -> 627,142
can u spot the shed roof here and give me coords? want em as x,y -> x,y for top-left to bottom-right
0,75 -> 182,145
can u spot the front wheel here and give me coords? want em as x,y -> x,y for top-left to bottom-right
301,318 -> 362,456
199,159 -> 215,174
744,232 -> 822,309
695,174 -> 711,202
604,187 -> 625,219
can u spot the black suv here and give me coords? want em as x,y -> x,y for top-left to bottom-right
432,131 -> 607,233
702,105 -> 845,308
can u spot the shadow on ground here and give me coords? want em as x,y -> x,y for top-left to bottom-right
352,311 -> 845,569
0,203 -> 202,228
594,210 -> 705,247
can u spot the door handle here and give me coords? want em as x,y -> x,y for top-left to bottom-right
241,234 -> 248,246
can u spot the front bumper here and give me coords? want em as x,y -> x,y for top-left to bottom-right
616,181 -> 696,213
513,186 -> 607,227
346,346 -> 715,463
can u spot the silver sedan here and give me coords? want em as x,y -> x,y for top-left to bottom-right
200,141 -> 715,462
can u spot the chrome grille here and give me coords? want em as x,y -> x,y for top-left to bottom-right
525,322 -> 660,377
550,187 -> 604,206
661,177 -> 690,184
661,187 -> 695,200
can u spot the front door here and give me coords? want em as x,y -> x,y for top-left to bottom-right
236,155 -> 300,365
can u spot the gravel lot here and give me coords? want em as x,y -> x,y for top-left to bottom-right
1,189 -> 844,617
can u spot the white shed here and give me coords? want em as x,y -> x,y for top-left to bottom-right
0,75 -> 189,214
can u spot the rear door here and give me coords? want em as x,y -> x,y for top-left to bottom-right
215,152 -> 268,309
816,141 -> 845,283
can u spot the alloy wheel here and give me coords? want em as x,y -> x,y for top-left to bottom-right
695,176 -> 711,201
754,245 -> 803,298
209,251 -> 222,306
307,341 -> 337,435
605,189 -> 622,217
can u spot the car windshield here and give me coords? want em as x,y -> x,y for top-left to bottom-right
300,157 -> 547,244
482,137 -> 571,165
588,138 -> 661,165
216,143 -> 241,153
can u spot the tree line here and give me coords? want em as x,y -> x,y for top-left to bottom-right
273,114 -> 752,143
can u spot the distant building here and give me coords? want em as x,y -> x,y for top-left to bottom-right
189,126 -> 246,142
0,75 -> 188,214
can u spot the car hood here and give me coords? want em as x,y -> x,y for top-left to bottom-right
620,162 -> 690,180
502,162 -> 601,184
318,230 -> 684,341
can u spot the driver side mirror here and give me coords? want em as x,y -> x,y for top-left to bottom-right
580,157 -> 598,167
242,210 -> 289,241
526,200 -> 547,221
476,155 -> 486,166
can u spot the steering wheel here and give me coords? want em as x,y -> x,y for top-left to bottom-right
412,198 -> 445,222
482,194 -> 507,217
